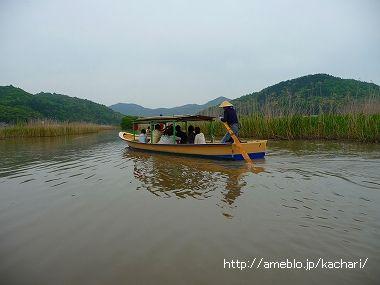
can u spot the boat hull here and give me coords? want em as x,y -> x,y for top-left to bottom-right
119,132 -> 266,160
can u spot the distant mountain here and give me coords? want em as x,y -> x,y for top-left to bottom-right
199,74 -> 380,116
109,96 -> 230,116
0,86 -> 124,125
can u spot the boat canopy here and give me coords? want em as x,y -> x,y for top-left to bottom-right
134,115 -> 215,124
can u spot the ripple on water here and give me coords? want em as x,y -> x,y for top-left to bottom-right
0,136 -> 379,284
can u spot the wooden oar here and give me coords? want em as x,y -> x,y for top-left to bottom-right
222,122 -> 253,164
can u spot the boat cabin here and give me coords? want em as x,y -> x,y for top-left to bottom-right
131,115 -> 216,144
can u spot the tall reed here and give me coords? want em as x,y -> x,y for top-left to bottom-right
198,96 -> 380,143
199,114 -> 379,143
0,120 -> 115,139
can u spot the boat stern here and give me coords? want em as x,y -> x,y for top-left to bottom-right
231,140 -> 267,160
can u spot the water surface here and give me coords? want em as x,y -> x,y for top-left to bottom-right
0,132 -> 379,284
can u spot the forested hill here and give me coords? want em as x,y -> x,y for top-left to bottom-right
199,74 -> 380,116
0,86 -> 124,125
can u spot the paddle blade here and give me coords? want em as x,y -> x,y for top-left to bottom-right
222,122 -> 253,164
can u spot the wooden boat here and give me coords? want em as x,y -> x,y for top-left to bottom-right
118,115 -> 267,161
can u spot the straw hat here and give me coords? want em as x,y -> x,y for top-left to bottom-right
219,100 -> 233,108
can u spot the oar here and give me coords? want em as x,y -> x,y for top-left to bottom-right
222,122 -> 253,164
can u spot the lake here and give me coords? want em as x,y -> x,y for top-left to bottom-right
0,131 -> 379,284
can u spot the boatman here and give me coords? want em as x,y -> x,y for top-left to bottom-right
219,101 -> 239,143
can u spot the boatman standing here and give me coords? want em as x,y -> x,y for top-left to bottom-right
219,101 -> 239,143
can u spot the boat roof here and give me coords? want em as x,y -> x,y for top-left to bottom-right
134,115 -> 215,123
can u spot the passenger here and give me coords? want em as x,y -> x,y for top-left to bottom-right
165,125 -> 174,136
152,124 -> 162,144
158,125 -> 178,144
194,126 -> 206,144
187,125 -> 196,144
175,125 -> 187,144
146,126 -> 151,137
219,101 -> 239,143
138,129 -> 147,143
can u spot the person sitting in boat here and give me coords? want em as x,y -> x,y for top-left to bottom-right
158,125 -> 179,144
187,125 -> 196,144
175,125 -> 187,144
138,129 -> 148,143
152,124 -> 162,144
219,101 -> 239,143
146,126 -> 151,137
194,126 -> 206,144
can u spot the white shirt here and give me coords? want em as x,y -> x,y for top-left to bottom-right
194,133 -> 206,144
157,135 -> 182,144
152,130 -> 162,144
138,133 -> 147,143
158,135 -> 175,144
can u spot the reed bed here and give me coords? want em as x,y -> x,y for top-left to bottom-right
199,114 -> 379,143
198,97 -> 380,143
0,120 -> 115,139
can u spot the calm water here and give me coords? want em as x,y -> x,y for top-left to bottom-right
0,131 -> 379,284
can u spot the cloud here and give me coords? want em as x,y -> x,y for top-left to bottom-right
0,0 -> 379,107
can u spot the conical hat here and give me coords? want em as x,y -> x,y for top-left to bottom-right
219,101 -> 233,108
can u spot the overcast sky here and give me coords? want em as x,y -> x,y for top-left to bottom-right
0,0 -> 379,107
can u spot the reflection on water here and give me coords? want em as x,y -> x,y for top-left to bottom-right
0,133 -> 379,284
124,149 -> 264,217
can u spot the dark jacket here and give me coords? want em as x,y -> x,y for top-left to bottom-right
188,131 -> 195,144
221,107 -> 238,125
176,130 -> 188,144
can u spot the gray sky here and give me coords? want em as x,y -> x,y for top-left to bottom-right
1,0 -> 379,108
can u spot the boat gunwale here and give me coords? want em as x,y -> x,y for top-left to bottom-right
119,132 -> 266,147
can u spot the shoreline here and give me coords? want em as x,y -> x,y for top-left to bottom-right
1,113 -> 379,143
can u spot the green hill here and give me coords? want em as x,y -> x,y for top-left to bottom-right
200,74 -> 380,116
0,85 -> 124,125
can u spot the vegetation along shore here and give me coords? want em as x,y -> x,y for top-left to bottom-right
199,113 -> 379,143
0,120 -> 115,139
199,94 -> 380,143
